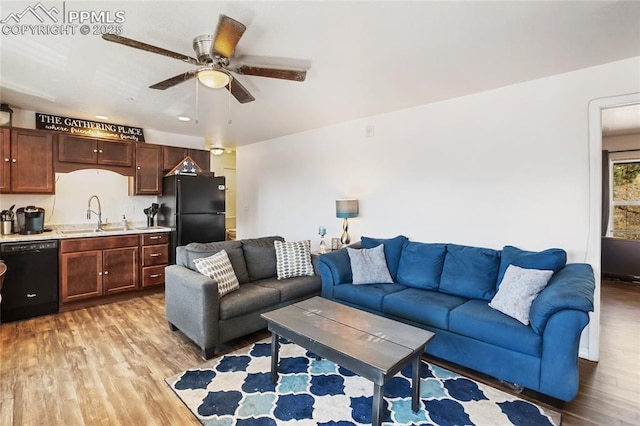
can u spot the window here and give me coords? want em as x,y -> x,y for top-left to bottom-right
611,161 -> 640,239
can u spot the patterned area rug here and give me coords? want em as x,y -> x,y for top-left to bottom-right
166,338 -> 561,426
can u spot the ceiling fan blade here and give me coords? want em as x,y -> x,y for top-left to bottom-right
232,65 -> 306,82
213,14 -> 247,59
102,34 -> 199,65
226,78 -> 255,103
149,70 -> 197,90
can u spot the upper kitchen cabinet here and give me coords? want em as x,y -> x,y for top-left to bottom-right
162,146 -> 210,172
130,143 -> 162,195
0,128 -> 54,194
55,134 -> 134,174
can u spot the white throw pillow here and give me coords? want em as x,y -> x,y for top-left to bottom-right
274,240 -> 314,280
192,250 -> 240,296
347,245 -> 394,285
489,264 -> 553,325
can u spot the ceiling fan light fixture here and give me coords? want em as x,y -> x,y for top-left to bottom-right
197,68 -> 231,89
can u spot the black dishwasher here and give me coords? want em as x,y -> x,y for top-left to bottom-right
0,240 -> 59,323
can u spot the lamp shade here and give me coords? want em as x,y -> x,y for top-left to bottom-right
336,199 -> 359,218
197,69 -> 231,89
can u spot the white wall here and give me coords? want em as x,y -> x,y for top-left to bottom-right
1,108 -> 207,226
237,56 -> 640,361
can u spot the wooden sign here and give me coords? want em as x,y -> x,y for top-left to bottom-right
35,112 -> 145,142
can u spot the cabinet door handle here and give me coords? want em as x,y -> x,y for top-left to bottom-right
150,253 -> 161,257
99,150 -> 103,153
99,272 -> 103,276
104,271 -> 109,275
93,149 -> 98,153
149,273 -> 162,278
149,236 -> 161,240
27,293 -> 37,298
12,159 -> 17,163
137,166 -> 141,170
3,158 -> 8,162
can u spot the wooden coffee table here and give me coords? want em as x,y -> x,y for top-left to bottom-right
261,296 -> 434,426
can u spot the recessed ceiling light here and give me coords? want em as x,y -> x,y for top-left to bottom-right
178,116 -> 191,122
95,115 -> 109,120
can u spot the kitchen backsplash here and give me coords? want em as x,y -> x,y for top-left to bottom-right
1,169 -> 157,226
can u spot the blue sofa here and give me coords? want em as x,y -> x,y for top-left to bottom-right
318,235 -> 595,401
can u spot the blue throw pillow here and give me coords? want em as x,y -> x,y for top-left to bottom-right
440,244 -> 501,301
497,245 -> 567,288
361,235 -> 408,280
396,241 -> 446,290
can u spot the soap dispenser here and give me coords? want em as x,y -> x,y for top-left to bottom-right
121,215 -> 127,230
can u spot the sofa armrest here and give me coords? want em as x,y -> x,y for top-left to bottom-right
319,248 -> 353,298
165,264 -> 221,352
529,263 -> 595,334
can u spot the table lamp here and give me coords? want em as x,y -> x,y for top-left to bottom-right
336,199 -> 359,245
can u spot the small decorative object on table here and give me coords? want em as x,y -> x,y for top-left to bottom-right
331,237 -> 340,250
318,225 -> 327,253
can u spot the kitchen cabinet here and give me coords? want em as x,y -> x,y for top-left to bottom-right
140,232 -> 169,287
163,146 -> 210,172
55,134 -> 134,175
57,134 -> 133,168
130,143 -> 162,195
0,127 -> 9,192
59,235 -> 139,305
1,128 -> 54,194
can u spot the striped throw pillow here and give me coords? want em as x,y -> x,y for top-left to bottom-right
193,250 -> 240,296
274,240 -> 314,280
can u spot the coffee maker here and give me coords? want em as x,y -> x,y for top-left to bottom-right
16,206 -> 45,234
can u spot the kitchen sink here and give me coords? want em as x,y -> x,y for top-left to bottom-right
58,229 -> 103,234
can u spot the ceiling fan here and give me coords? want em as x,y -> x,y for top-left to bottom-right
102,14 -> 307,103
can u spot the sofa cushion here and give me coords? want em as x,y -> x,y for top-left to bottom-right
192,250 -> 241,297
497,245 -> 566,288
333,282 -> 407,312
253,276 -> 321,303
439,244 -> 501,301
449,299 -> 542,357
242,236 -> 284,281
347,245 -> 393,284
218,283 -> 281,320
489,265 -> 553,325
361,235 -> 408,280
274,240 -> 314,279
382,288 -> 467,330
179,240 -> 250,284
396,241 -> 446,290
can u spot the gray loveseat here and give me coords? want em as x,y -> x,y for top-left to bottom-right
165,236 -> 322,359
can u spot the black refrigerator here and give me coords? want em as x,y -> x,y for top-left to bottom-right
158,174 -> 226,263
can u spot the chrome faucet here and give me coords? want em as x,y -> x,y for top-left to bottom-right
87,195 -> 103,231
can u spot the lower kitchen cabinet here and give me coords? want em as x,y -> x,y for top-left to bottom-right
140,232 -> 169,287
58,231 -> 170,311
59,235 -> 139,306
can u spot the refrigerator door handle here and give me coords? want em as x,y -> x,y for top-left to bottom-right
216,212 -> 226,215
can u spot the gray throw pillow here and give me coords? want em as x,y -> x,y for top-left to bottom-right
274,240 -> 314,279
347,245 -> 393,285
489,264 -> 553,325
192,250 -> 240,297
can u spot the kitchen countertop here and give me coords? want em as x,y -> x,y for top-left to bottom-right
0,225 -> 172,243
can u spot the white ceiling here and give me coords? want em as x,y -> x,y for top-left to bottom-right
1,1 -> 639,148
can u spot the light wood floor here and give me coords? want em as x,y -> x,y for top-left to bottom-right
0,280 -> 638,425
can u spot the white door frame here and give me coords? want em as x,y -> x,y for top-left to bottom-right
586,92 -> 640,361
